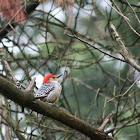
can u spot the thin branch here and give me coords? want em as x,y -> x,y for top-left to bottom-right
99,112 -> 114,131
118,0 -> 140,8
124,0 -> 140,24
24,77 -> 36,92
104,0 -> 130,21
65,33 -> 126,62
109,23 -> 140,71
110,0 -> 140,37
121,75 -> 140,97
2,59 -> 19,87
108,75 -> 140,102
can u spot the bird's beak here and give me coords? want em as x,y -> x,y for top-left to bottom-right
57,74 -> 63,78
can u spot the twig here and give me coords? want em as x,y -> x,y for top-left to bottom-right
110,0 -> 140,37
64,5 -> 73,34
99,112 -> 114,131
66,33 -> 126,62
118,0 -> 140,8
3,60 -> 19,87
109,23 -> 140,71
104,0 -> 130,22
124,0 -> 140,24
72,79 -> 81,118
24,77 -> 36,92
121,75 -> 140,97
109,23 -> 129,57
73,78 -> 113,100
102,98 -> 107,120
108,75 -> 140,102
105,118 -> 140,134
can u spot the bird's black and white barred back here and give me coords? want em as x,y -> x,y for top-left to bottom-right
36,83 -> 55,97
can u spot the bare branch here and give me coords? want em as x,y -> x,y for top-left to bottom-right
99,112 -> 114,131
109,23 -> 140,71
24,77 -> 36,92
66,33 -> 126,62
2,59 -> 19,87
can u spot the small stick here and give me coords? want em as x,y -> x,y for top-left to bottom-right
24,77 -> 36,92
22,77 -> 36,112
3,60 -> 19,87
99,112 -> 114,131
104,0 -> 130,21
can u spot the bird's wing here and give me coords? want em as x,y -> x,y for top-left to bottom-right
36,83 -> 55,96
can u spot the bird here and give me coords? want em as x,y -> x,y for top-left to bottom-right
35,74 -> 62,104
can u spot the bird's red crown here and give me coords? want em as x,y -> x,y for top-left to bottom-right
42,74 -> 56,84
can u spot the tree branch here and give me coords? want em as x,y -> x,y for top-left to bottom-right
0,76 -> 115,140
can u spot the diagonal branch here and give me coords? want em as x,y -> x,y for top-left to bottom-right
2,59 -> 20,87
0,76 -> 115,140
66,33 -> 125,62
66,33 -> 140,72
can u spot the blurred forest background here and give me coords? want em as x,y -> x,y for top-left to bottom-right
0,0 -> 140,139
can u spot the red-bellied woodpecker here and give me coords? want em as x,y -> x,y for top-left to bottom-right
35,74 -> 62,103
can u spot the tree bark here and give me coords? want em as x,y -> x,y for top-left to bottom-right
0,76 -> 115,140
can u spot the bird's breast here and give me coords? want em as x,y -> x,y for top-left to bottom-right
47,83 -> 62,103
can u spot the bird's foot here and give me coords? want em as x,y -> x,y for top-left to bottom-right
48,103 -> 58,108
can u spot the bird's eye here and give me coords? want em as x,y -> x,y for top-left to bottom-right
52,77 -> 55,79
